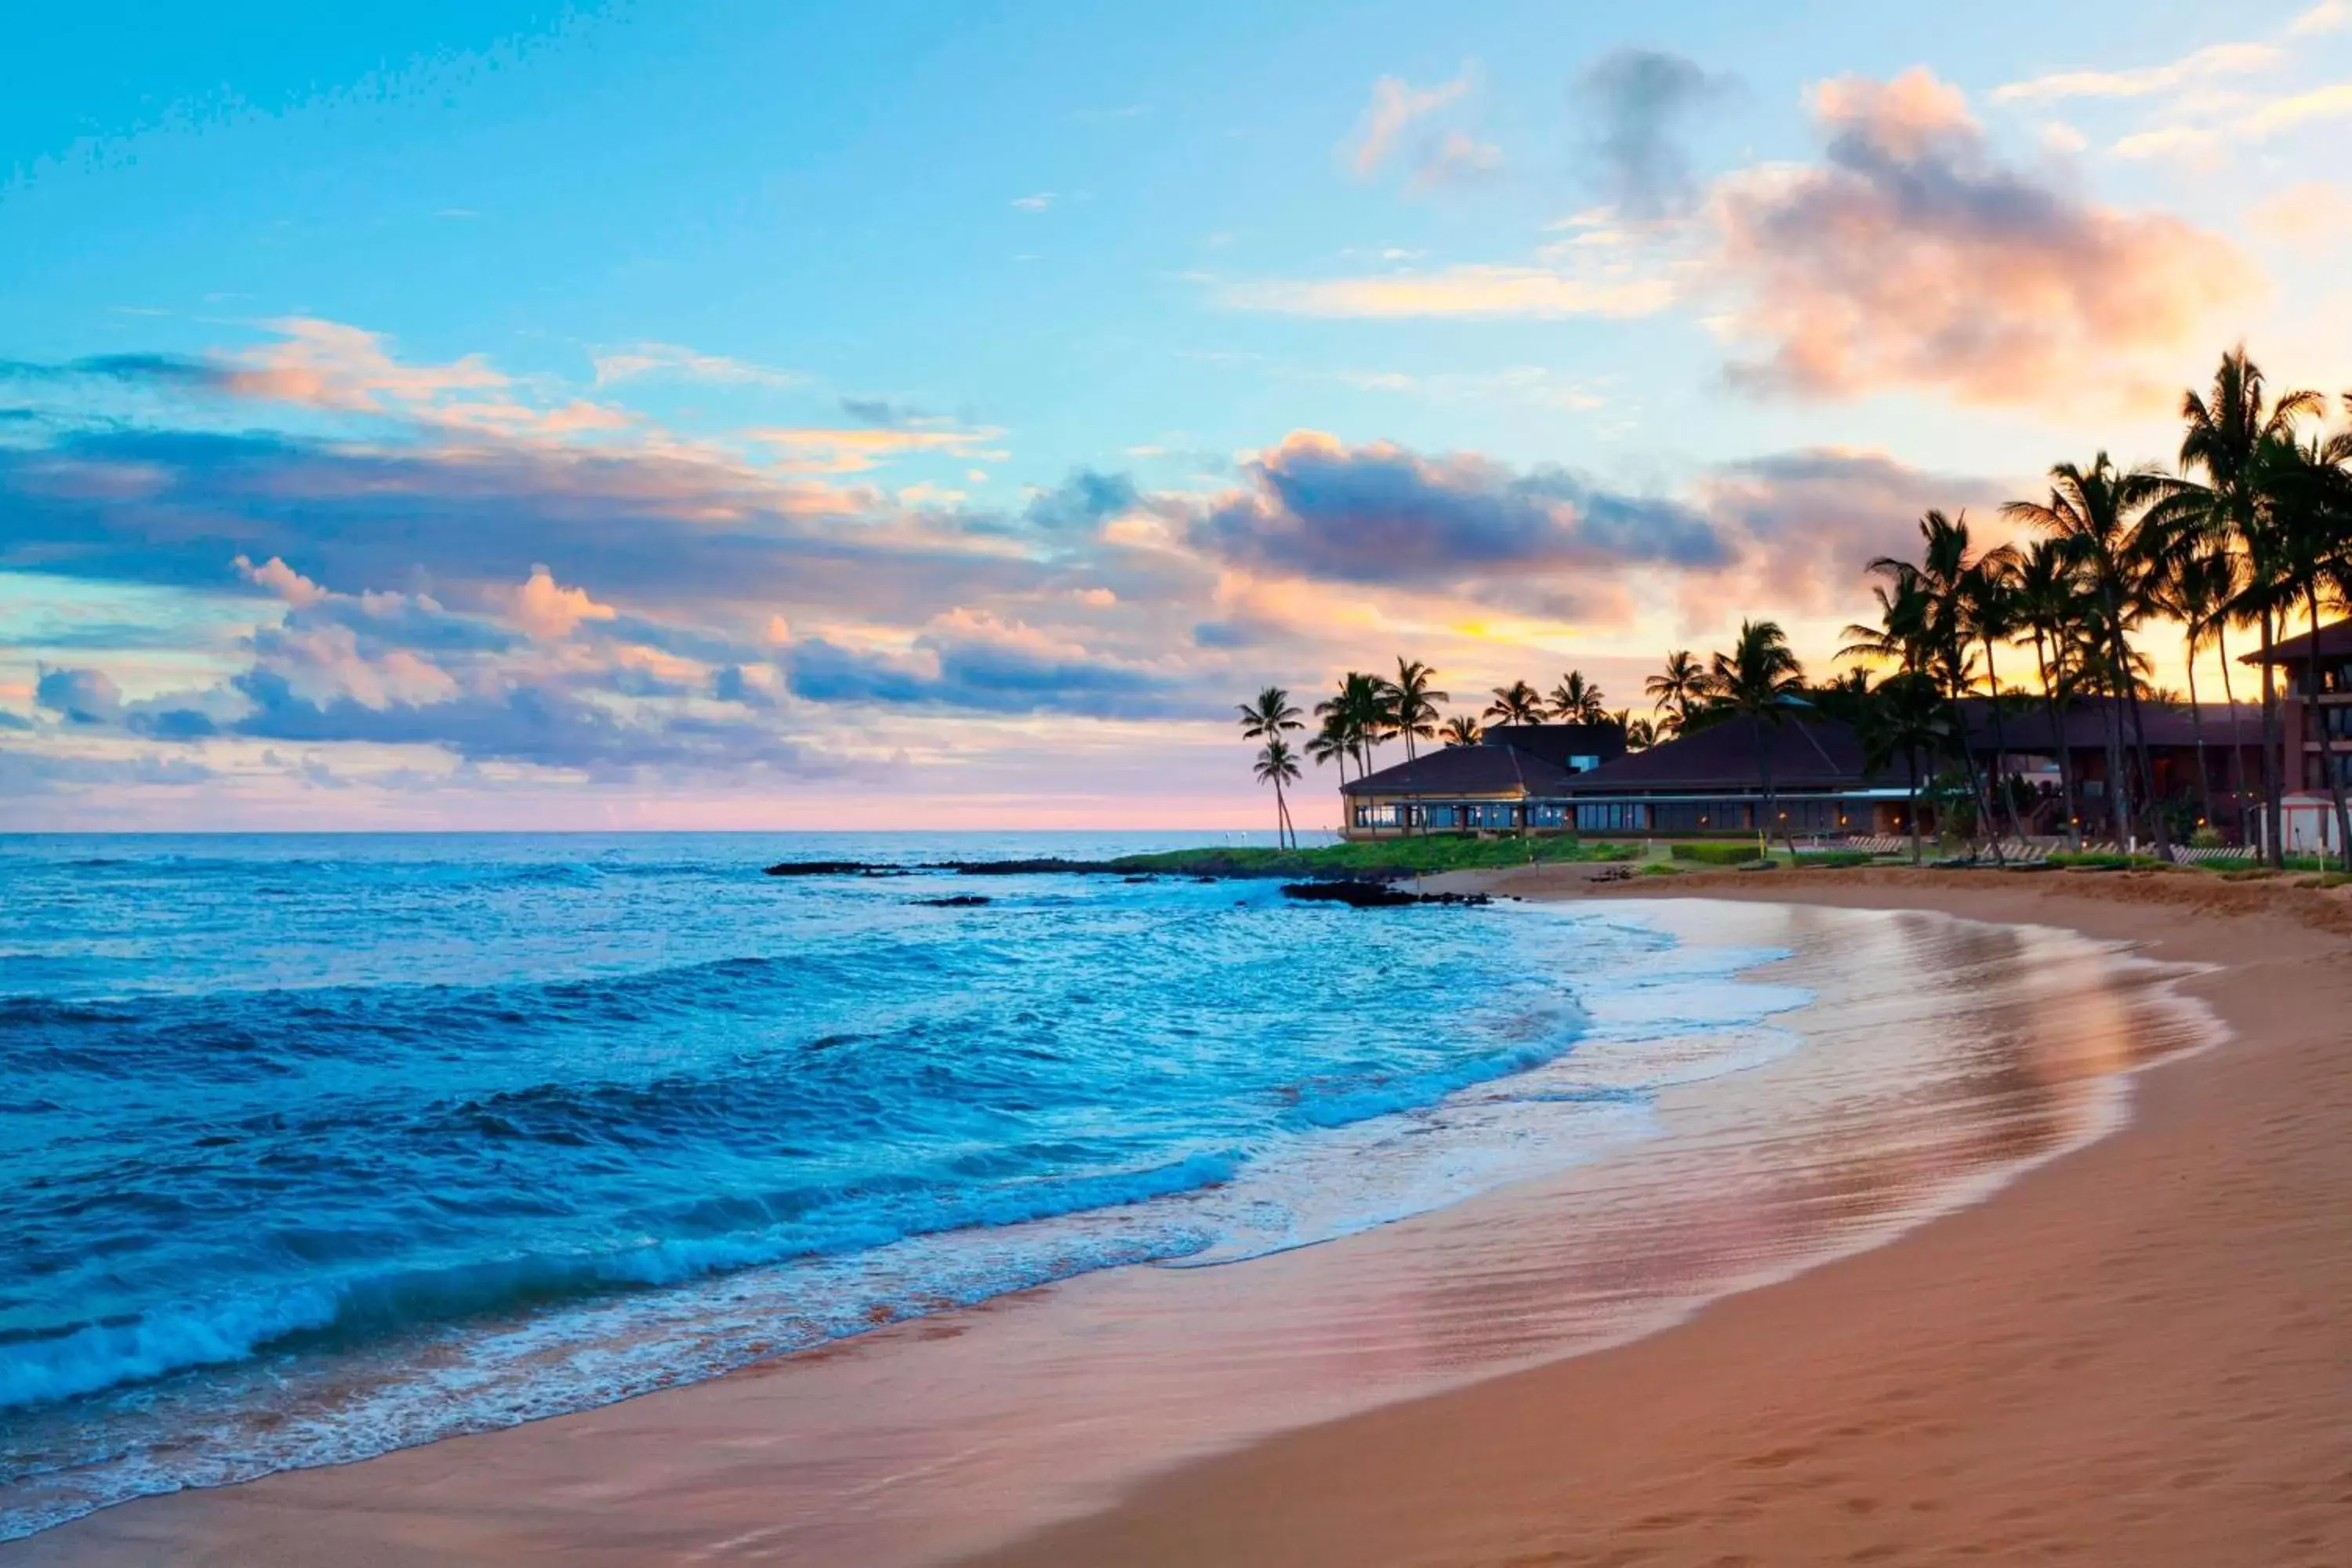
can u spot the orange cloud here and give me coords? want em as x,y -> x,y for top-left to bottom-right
1711,70 -> 2257,407
744,426 -> 1005,474
225,318 -> 505,413
503,566 -> 619,640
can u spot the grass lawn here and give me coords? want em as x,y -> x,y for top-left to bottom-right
1109,836 -> 1639,880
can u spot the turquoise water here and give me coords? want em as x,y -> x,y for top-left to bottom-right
0,833 -> 1802,1538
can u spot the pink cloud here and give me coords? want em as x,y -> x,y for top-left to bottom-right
503,566 -> 619,640
1710,69 -> 2258,407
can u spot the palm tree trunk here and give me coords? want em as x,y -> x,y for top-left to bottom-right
2260,606 -> 2285,868
2307,582 -> 2352,873
1905,746 -> 1923,866
1950,691 -> 2000,862
2216,622 -> 2249,844
1981,636 -> 2025,848
2103,688 -> 2128,846
2033,631 -> 2080,848
2183,646 -> 2212,837
2114,620 -> 2170,862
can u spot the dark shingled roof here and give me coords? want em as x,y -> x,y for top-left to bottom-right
2241,618 -> 2352,665
1481,722 -> 1627,771
1959,696 -> 2260,751
1558,713 -> 1911,793
1341,743 -> 1578,797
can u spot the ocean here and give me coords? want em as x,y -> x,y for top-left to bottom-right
0,832 -> 1806,1541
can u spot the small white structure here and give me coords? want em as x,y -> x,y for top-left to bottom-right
2282,792 -> 2341,855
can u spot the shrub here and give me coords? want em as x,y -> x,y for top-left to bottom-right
1671,841 -> 1765,866
1798,850 -> 1877,869
2190,826 -> 2225,849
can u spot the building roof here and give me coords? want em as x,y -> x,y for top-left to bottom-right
1341,742 -> 1578,797
1556,713 -> 1912,794
1959,696 -> 2261,752
2241,619 -> 2352,665
1482,721 -> 1627,771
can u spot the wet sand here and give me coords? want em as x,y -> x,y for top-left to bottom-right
12,871 -> 2348,1566
975,868 -> 2352,1568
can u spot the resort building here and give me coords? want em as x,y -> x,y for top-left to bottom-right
1339,716 -> 1914,840
2242,619 -> 2352,794
1340,743 -> 1580,837
1555,715 -> 1916,836
1957,697 -> 2264,838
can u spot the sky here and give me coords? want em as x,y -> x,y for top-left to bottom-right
5,0 -> 2351,830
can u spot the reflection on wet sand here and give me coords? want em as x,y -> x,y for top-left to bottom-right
13,900 -> 2220,1568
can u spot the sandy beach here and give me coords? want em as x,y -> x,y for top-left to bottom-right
977,867 -> 2352,1568
12,869 -> 2350,1566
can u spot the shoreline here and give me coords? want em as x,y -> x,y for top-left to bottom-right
968,867 -> 2352,1567
6,871 -> 2308,1564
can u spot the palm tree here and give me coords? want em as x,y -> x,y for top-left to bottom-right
1705,619 -> 1808,853
1961,539 -> 2027,844
1621,713 -> 1657,751
1306,710 -> 1353,785
1548,670 -> 1607,724
1237,687 -> 1305,848
1236,685 -> 1303,747
2147,546 -> 2232,832
2013,539 -> 2089,847
1386,658 -> 1446,762
1317,671 -> 1391,779
1483,680 -> 1546,727
1439,714 -> 1486,748
1254,737 -> 1302,850
2003,460 -> 2174,860
2161,347 -> 2325,865
1645,650 -> 1706,737
1857,670 -> 1948,865
1875,510 -> 2009,860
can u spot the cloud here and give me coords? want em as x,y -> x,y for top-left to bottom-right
2111,81 -> 2352,160
2249,180 -> 2352,241
743,425 -> 1004,473
1693,446 -> 2008,610
1345,69 -> 1474,177
1192,430 -> 1726,588
225,666 -> 818,775
837,395 -> 936,428
1409,129 -> 1504,193
1220,264 -> 1674,319
1022,469 -> 1142,532
502,565 -> 618,639
34,666 -> 123,724
786,612 -> 1195,719
1709,70 -> 2255,405
223,317 -> 508,416
2,318 -> 641,445
1011,192 -> 1056,212
0,353 -> 236,393
234,554 -> 328,607
590,343 -> 798,387
0,749 -> 215,795
0,426 -> 1058,625
1992,42 -> 2280,103
2295,1 -> 2350,34
1571,49 -> 1732,221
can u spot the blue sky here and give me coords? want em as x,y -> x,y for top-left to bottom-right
5,0 -> 2350,827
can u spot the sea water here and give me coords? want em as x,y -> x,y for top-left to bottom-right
0,832 -> 1805,1539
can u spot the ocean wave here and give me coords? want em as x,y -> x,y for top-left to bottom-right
0,1149 -> 1239,1413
